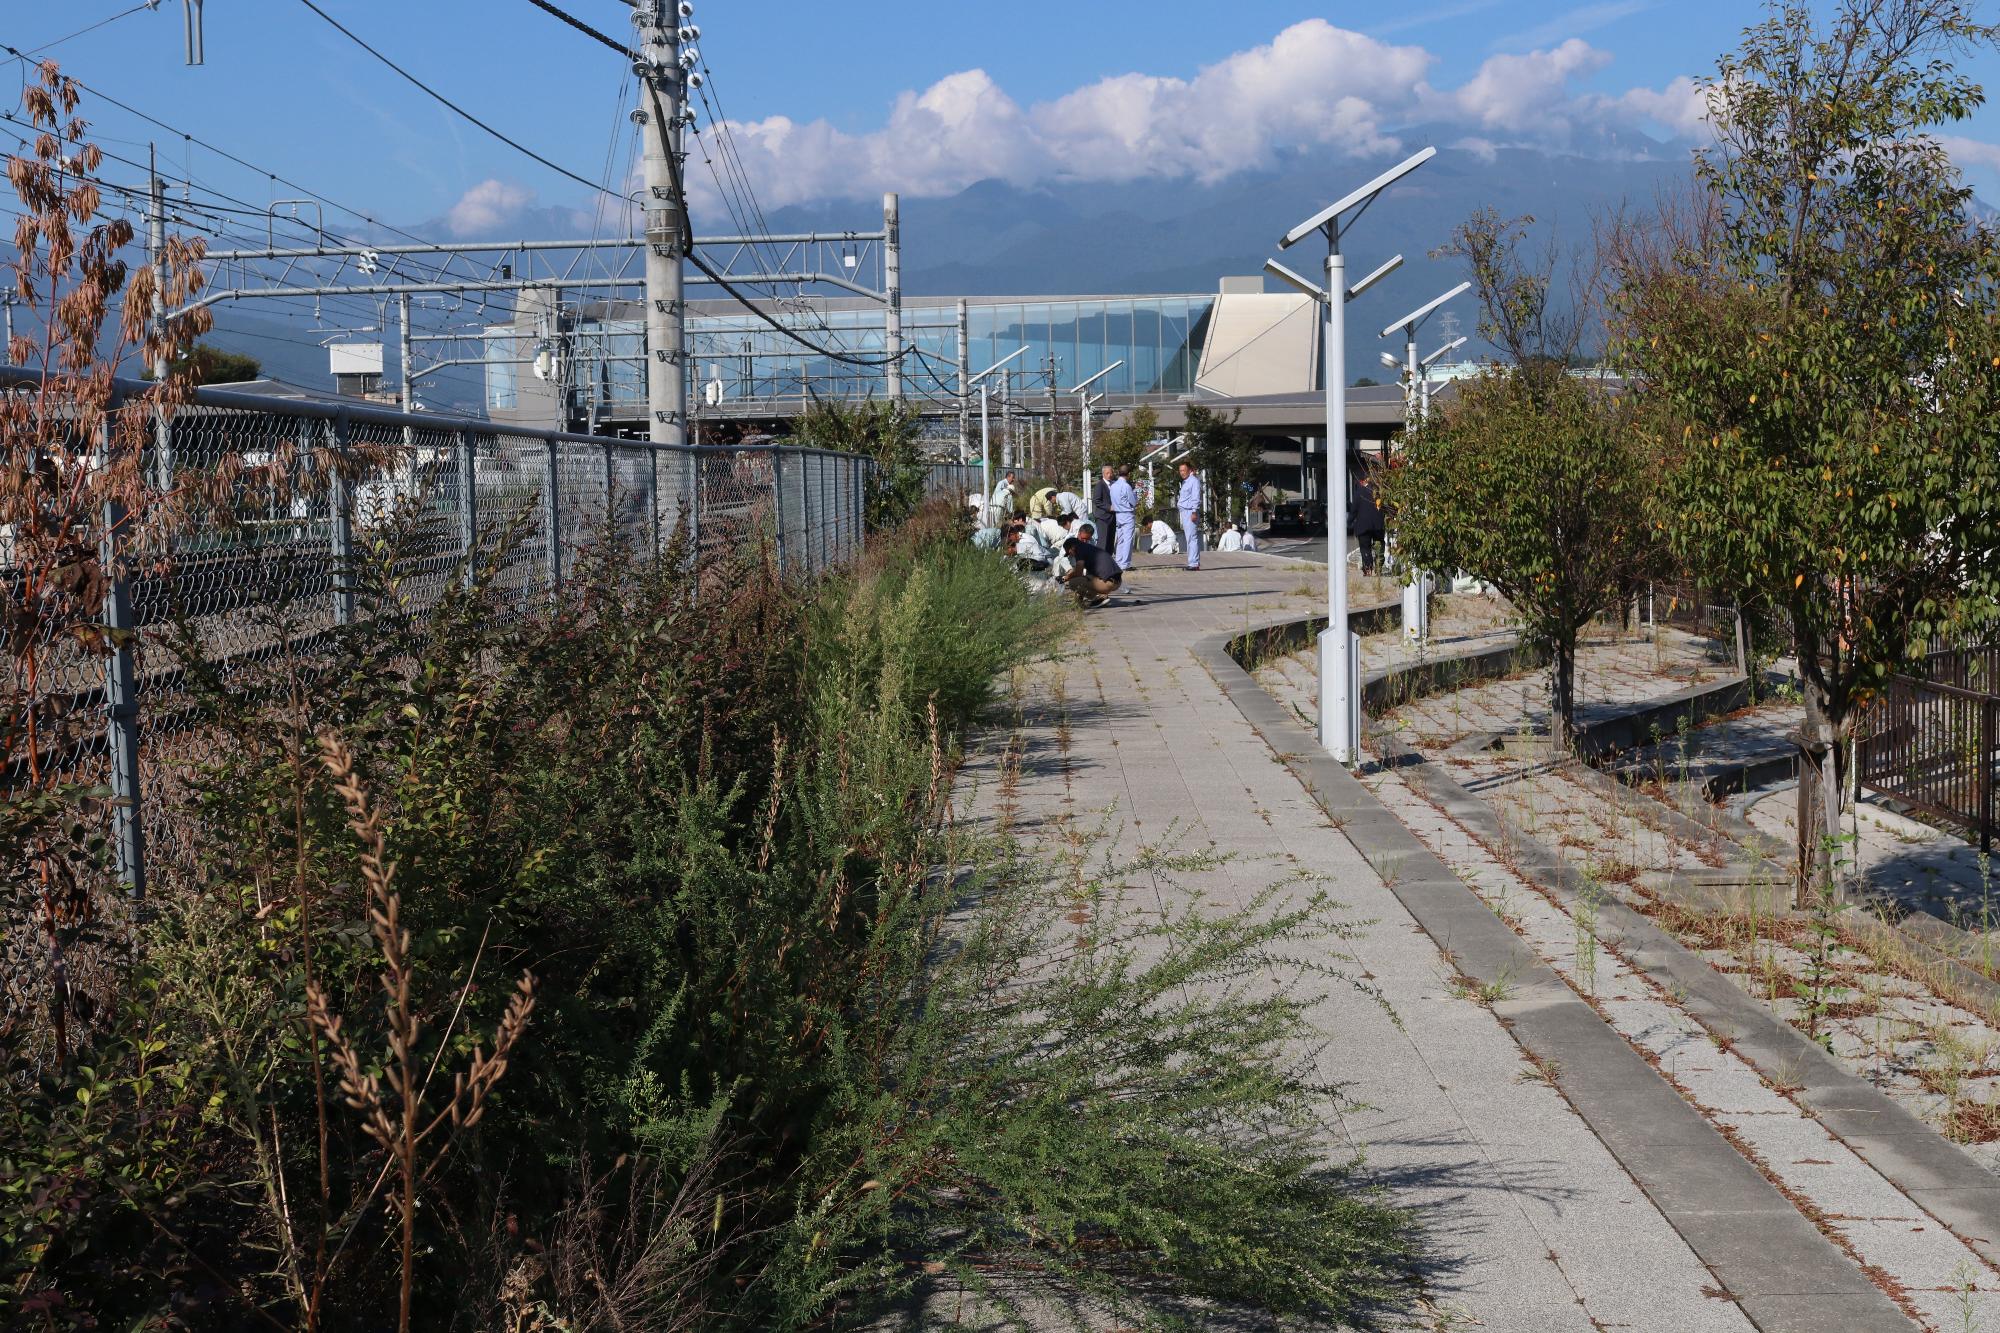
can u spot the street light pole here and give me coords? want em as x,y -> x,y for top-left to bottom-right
1270,145 -> 1436,766
1068,359 -> 1124,500
1380,283 -> 1470,648
970,345 -> 1028,521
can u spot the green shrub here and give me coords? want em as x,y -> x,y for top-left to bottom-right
3,499 -> 1421,1330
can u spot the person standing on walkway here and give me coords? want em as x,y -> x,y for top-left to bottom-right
1351,468 -> 1385,575
1109,465 -> 1138,570
1176,461 -> 1202,570
1091,465 -> 1116,559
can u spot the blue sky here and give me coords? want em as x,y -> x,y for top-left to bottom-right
9,1 -> 2000,237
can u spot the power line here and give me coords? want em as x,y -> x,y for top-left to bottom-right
26,1 -> 159,55
640,78 -> 912,369
520,0 -> 632,56
294,0 -> 616,203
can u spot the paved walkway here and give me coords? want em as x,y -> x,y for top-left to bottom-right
956,554 -> 1758,1330
1257,601 -> 2000,1326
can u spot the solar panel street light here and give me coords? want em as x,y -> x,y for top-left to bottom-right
1379,281 -> 1473,343
1069,358 -> 1125,499
1263,259 -> 1328,303
971,345 -> 1030,519
1422,336 -> 1468,369
1346,253 -> 1404,300
1279,146 -> 1437,251
1269,145 -> 1435,764
1379,285 -> 1469,649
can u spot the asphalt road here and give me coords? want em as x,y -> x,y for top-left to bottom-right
1244,531 -> 1358,566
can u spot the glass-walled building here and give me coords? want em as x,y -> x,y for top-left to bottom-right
489,292 -> 1216,431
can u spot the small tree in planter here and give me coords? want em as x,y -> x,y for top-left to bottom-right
1379,211 -> 1659,750
1379,366 -> 1658,750
1615,0 -> 2000,899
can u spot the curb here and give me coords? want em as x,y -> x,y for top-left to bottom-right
1193,616 -> 1915,1333
1366,719 -> 2000,1280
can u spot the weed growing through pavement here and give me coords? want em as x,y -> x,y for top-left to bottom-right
1450,961 -> 1519,1007
1575,873 -> 1604,995
1950,1260 -> 1982,1333
1515,1052 -> 1562,1086
1794,876 -> 1853,1051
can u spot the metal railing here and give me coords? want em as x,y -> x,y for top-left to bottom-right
1859,670 -> 1998,854
4,374 -> 915,896
923,461 -> 982,507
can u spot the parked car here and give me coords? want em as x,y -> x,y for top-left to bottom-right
1271,499 -> 1326,533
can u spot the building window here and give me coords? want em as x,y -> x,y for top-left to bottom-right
485,333 -> 518,412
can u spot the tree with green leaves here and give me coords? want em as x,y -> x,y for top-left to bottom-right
1094,402 -> 1157,476
1184,403 -> 1258,526
1380,211 -> 1654,750
1379,370 -> 1657,750
795,397 -> 929,530
1614,0 -> 2000,897
140,341 -> 258,385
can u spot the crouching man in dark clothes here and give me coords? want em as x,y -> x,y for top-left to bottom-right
1061,535 -> 1123,607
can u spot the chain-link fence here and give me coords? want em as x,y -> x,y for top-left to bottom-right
6,377 -> 896,896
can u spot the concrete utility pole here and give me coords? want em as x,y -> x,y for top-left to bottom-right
398,291 -> 414,416
955,298 -> 969,460
1001,379 -> 1014,469
637,1 -> 685,446
884,192 -> 904,401
148,146 -> 172,488
148,146 -> 166,383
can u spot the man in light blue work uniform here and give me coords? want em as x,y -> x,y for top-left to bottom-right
1109,465 -> 1138,570
1176,461 -> 1202,570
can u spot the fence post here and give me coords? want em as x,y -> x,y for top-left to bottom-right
1733,607 -> 1750,679
457,427 -> 479,588
801,450 -> 815,575
650,447 -> 662,556
603,441 -> 616,543
687,448 -> 700,565
544,439 -> 562,592
98,420 -> 145,897
1983,697 -> 1995,855
328,413 -> 356,626
772,449 -> 787,575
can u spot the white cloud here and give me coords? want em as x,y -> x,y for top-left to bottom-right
686,19 -> 1711,214
1612,75 -> 1715,140
1941,134 -> 2000,176
445,178 -> 537,237
1443,39 -> 1612,133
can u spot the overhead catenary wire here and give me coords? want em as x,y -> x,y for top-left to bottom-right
294,0 -> 616,205
26,1 -> 160,55
504,0 -> 912,369
520,0 -> 633,56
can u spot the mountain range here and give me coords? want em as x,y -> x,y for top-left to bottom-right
195,137 -> 1987,402
759,137 -> 1702,380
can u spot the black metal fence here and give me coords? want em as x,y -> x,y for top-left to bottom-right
1859,656 -> 1998,854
